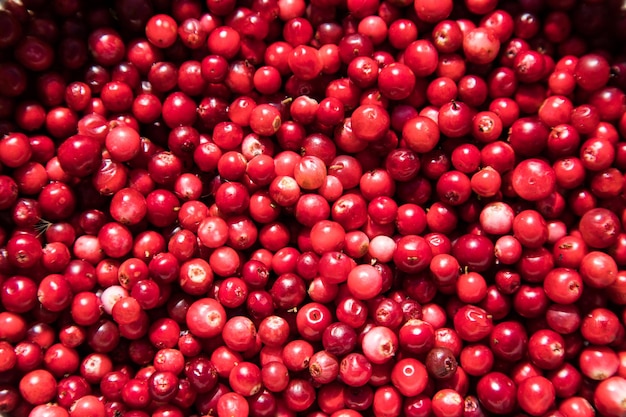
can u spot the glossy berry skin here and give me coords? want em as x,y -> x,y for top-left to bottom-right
1,3 -> 626,417
476,372 -> 517,415
391,358 -> 428,397
511,159 -> 556,201
56,135 -> 102,178
594,376 -> 626,417
517,376 -> 556,416
19,369 -> 57,405
185,298 -> 227,338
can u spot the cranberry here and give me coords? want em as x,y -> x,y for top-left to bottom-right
579,208 -> 621,249
186,298 -> 227,338
594,376 -> 626,417
517,375 -> 556,416
476,372 -> 517,414
463,27 -> 500,65
0,2 -> 625,416
373,64 -> 413,103
19,369 -> 57,405
451,234 -> 494,272
425,346 -> 458,380
391,358 -> 428,397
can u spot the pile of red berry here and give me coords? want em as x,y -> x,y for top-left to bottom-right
1,0 -> 626,416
